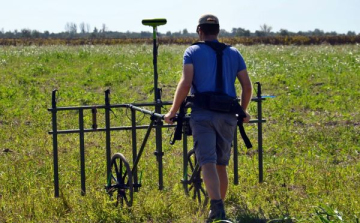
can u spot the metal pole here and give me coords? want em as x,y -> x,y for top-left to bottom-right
155,122 -> 163,191
152,26 -> 164,190
131,119 -> 156,174
79,108 -> 86,195
256,82 -> 264,183
51,90 -> 59,197
105,89 -> 112,185
131,108 -> 139,192
153,27 -> 159,103
182,131 -> 188,194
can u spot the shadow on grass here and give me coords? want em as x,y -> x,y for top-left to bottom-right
226,201 -> 268,223
230,212 -> 268,223
226,201 -> 295,223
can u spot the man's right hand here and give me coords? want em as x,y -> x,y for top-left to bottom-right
243,112 -> 251,123
164,111 -> 176,124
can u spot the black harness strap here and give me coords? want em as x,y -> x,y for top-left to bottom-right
192,41 -> 228,92
170,101 -> 186,145
232,102 -> 253,149
239,121 -> 252,148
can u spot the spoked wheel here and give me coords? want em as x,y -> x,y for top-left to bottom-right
184,149 -> 209,207
106,153 -> 133,207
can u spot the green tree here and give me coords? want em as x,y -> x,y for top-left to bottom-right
79,22 -> 86,34
31,30 -> 41,38
232,28 -> 250,37
279,29 -> 289,36
260,24 -> 272,36
220,29 -> 230,37
313,28 -> 324,36
255,30 -> 265,37
43,31 -> 50,38
21,29 -> 31,38
65,22 -> 77,34
347,31 -> 356,36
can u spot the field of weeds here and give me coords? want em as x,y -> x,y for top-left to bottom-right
0,44 -> 359,222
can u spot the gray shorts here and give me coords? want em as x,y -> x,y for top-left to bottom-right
189,108 -> 237,167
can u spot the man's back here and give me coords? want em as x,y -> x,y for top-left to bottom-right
183,43 -> 246,97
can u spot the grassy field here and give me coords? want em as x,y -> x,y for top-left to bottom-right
0,43 -> 359,223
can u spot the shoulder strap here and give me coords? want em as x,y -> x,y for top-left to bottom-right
192,41 -> 229,53
192,41 -> 229,92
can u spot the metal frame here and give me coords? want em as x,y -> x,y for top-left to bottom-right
48,82 -> 266,198
48,18 -> 267,199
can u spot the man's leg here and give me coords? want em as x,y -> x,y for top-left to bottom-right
214,112 -> 236,201
216,165 -> 228,200
201,163 -> 221,200
202,163 -> 228,200
202,163 -> 226,221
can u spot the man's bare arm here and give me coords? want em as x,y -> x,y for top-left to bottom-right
164,64 -> 194,124
237,69 -> 252,110
237,69 -> 252,122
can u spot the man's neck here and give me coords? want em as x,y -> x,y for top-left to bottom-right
200,35 -> 218,42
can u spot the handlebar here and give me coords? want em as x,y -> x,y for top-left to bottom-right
126,104 -> 188,124
126,104 -> 184,145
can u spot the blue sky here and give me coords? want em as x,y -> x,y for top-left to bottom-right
1,0 -> 359,34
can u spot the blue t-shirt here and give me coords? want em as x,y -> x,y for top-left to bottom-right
183,41 -> 246,97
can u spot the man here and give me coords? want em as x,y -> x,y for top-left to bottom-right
164,14 -> 252,222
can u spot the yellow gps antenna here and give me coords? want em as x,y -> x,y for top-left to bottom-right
142,18 -> 167,26
142,18 -> 167,190
142,18 -> 167,39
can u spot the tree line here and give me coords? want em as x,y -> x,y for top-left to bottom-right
0,22 -> 358,39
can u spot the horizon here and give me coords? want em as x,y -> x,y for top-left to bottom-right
1,25 -> 357,36
1,0 -> 359,35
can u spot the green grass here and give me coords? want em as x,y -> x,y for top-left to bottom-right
0,44 -> 359,222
